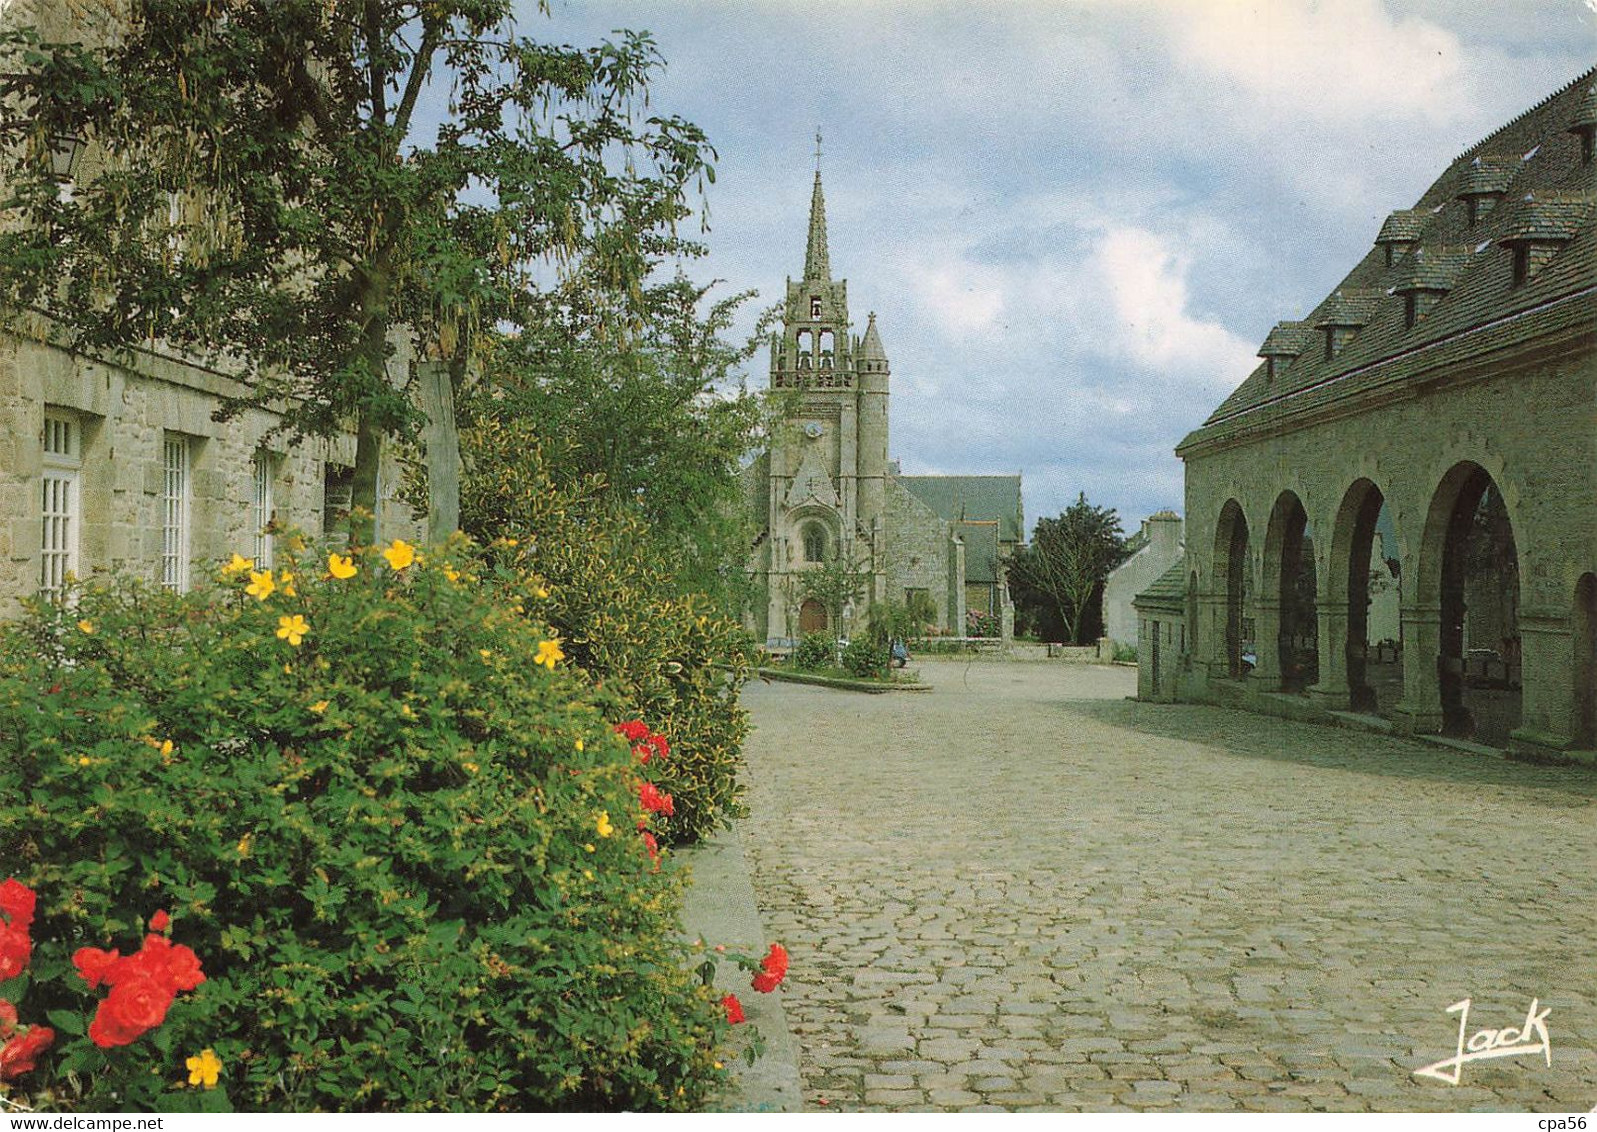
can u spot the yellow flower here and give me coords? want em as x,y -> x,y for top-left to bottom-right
442,564 -> 460,583
278,570 -> 297,598
78,755 -> 91,766
77,619 -> 95,635
382,539 -> 416,571
478,649 -> 492,660
222,553 -> 253,576
245,569 -> 276,601
327,552 -> 357,580
535,638 -> 564,669
583,843 -> 596,853
535,586 -> 549,599
237,833 -> 252,858
595,811 -> 614,838
574,738 -> 584,752
463,761 -> 479,774
309,700 -> 329,714
276,614 -> 310,647
186,1048 -> 222,1089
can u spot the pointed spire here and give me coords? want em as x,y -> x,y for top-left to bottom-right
804,162 -> 831,282
860,311 -> 887,362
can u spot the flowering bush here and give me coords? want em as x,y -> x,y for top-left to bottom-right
461,421 -> 751,844
0,540 -> 727,1111
966,610 -> 999,638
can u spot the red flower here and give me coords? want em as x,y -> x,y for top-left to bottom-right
149,909 -> 170,932
641,830 -> 661,873
751,943 -> 789,993
79,933 -> 205,1048
0,924 -> 30,982
89,975 -> 174,1048
638,781 -> 674,817
614,721 -> 649,742
0,1024 -> 54,1080
0,879 -> 35,930
722,993 -> 745,1024
0,1000 -> 16,1036
73,946 -> 122,990
648,734 -> 669,761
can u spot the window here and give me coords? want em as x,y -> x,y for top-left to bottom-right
251,452 -> 276,570
161,435 -> 192,592
323,463 -> 354,545
40,413 -> 81,601
810,296 -> 822,319
802,524 -> 826,563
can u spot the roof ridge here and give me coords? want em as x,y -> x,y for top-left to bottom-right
1450,65 -> 1597,164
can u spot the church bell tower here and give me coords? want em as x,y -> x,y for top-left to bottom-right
765,145 -> 891,642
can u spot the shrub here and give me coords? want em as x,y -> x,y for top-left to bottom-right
0,543 -> 726,1111
841,638 -> 889,681
966,610 -> 999,637
460,419 -> 750,845
792,633 -> 834,672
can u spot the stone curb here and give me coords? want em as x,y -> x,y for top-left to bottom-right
676,823 -> 804,1112
753,667 -> 930,693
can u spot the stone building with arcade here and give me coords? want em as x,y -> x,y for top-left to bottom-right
1138,69 -> 1597,757
743,167 -> 1023,646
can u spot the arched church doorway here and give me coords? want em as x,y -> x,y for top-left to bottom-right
1434,465 -> 1521,745
1575,573 -> 1597,749
798,599 -> 829,635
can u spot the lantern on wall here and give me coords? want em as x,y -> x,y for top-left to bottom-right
48,132 -> 86,182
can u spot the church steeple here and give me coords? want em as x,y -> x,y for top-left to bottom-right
804,167 -> 831,282
804,134 -> 830,281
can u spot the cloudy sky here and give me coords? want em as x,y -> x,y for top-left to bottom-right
532,0 -> 1593,534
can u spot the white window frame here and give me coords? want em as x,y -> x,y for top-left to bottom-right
161,434 -> 192,592
40,413 -> 81,602
251,452 -> 275,570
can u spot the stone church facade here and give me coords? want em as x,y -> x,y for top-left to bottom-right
1139,69 -> 1597,757
744,169 -> 1022,646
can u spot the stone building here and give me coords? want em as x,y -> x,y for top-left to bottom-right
1140,69 -> 1597,755
1,1 -> 423,614
1103,509 -> 1183,651
744,167 -> 1022,645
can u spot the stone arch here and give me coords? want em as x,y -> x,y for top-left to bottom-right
1326,478 -> 1403,713
1418,462 -> 1522,743
1262,490 -> 1317,692
1213,499 -> 1250,678
1575,573 -> 1597,749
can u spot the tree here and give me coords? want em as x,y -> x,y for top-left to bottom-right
463,276 -> 783,612
1010,492 -> 1128,645
793,553 -> 870,642
0,1 -> 713,540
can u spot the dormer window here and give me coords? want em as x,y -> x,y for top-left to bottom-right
1313,291 -> 1379,361
1457,155 -> 1518,227
810,296 -> 822,319
1392,246 -> 1468,330
1257,321 -> 1310,384
1568,83 -> 1596,164
1375,209 -> 1427,267
1499,194 -> 1588,286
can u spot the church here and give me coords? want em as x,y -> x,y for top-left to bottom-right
743,165 -> 1023,648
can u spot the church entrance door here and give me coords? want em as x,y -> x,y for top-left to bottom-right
799,599 -> 829,635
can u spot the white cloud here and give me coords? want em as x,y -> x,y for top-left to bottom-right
1166,0 -> 1467,124
1090,226 -> 1257,391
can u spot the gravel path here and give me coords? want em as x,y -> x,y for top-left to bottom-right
738,658 -> 1597,1112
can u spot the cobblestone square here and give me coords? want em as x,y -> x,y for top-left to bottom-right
739,659 -> 1597,1112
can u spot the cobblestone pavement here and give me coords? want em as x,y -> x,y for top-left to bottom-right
738,659 -> 1597,1112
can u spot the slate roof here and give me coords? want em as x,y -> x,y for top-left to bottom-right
898,474 -> 1024,542
1184,67 -> 1597,453
1375,209 -> 1429,246
1132,557 -> 1188,612
1259,320 -> 1313,357
954,520 -> 1002,584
